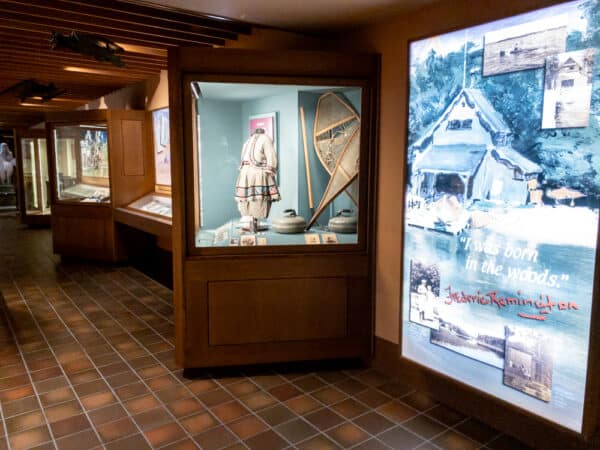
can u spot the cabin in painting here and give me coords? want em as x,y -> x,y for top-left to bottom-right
410,88 -> 541,207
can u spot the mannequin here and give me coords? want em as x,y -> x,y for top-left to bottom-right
0,143 -> 16,185
235,128 -> 280,218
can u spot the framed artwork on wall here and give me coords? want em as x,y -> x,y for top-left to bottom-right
401,0 -> 599,441
249,112 -> 277,151
152,107 -> 171,189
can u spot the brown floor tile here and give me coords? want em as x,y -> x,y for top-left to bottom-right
2,396 -> 39,418
377,400 -> 419,423
44,400 -> 82,422
106,433 -> 151,450
240,391 -> 276,411
0,384 -> 34,402
105,371 -> 139,389
8,425 -> 52,450
97,417 -> 138,443
162,438 -> 199,450
139,365 -> 170,380
166,397 -> 205,418
55,428 -> 100,450
286,394 -> 321,415
115,382 -> 149,401
30,367 -> 62,382
124,394 -> 161,415
305,408 -> 345,430
180,411 -> 217,434
5,410 -> 46,434
34,376 -> 68,393
402,391 -> 439,412
377,381 -> 414,398
311,387 -> 346,405
193,425 -> 237,450
258,404 -> 296,427
353,411 -> 395,435
227,380 -> 259,397
244,430 -> 288,450
330,398 -> 368,419
251,374 -> 286,389
275,417 -> 318,443
269,383 -> 302,402
196,387 -> 233,407
67,368 -> 100,385
296,434 -> 341,450
133,407 -> 172,431
352,438 -> 391,450
61,358 -> 94,374
145,422 -> 186,448
432,429 -> 480,450
334,378 -> 368,396
49,413 -> 92,438
425,404 -> 467,427
404,414 -> 447,440
229,415 -> 268,439
156,385 -> 189,404
88,403 -> 127,426
80,390 -> 116,410
293,375 -> 327,393
211,400 -> 249,423
379,425 -> 424,449
39,387 -> 76,407
147,374 -> 178,391
327,422 -> 369,447
73,379 -> 109,398
0,375 -> 29,391
354,387 -> 391,408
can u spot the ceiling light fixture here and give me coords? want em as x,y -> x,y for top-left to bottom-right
63,66 -> 116,76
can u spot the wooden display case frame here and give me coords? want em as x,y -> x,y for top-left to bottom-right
15,129 -> 50,226
46,109 -> 148,262
169,48 -> 380,369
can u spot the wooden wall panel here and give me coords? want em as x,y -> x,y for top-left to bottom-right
121,119 -> 145,176
208,277 -> 347,345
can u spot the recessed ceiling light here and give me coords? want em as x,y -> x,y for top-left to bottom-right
63,66 -> 116,76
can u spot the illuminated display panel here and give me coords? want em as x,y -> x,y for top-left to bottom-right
402,0 -> 598,432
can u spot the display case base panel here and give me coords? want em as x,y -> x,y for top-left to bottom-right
196,219 -> 357,247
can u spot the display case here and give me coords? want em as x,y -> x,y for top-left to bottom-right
47,109 -> 147,262
113,107 -> 172,251
16,130 -> 50,225
0,129 -> 17,211
170,48 -> 379,368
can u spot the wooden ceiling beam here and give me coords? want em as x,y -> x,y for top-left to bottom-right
0,17 -> 214,48
6,0 -> 239,41
0,37 -> 167,65
0,1 -> 229,46
0,45 -> 167,70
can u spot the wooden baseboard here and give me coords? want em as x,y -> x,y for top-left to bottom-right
372,336 -> 591,450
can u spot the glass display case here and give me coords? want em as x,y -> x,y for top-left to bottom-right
19,134 -> 50,221
191,81 -> 362,248
126,192 -> 172,219
0,129 -> 17,211
53,124 -> 110,203
152,107 -> 171,192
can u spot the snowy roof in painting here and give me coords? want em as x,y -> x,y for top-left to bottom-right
414,144 -> 487,174
412,88 -> 510,150
493,147 -> 542,174
462,89 -> 510,133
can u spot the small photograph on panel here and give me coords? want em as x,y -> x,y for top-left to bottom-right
409,260 -> 441,330
542,48 -> 595,129
240,235 -> 256,246
503,326 -> 553,402
431,315 -> 505,369
483,14 -> 567,76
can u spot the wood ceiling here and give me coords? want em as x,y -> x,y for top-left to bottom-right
0,0 -> 252,128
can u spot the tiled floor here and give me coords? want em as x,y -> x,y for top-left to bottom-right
0,215 -> 532,450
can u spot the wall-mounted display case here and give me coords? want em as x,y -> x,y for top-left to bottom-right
192,82 -> 360,248
398,1 -> 600,448
170,48 -> 379,369
16,130 -> 50,225
47,109 -> 147,262
113,107 -> 172,252
53,123 -> 110,203
0,129 -> 17,211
